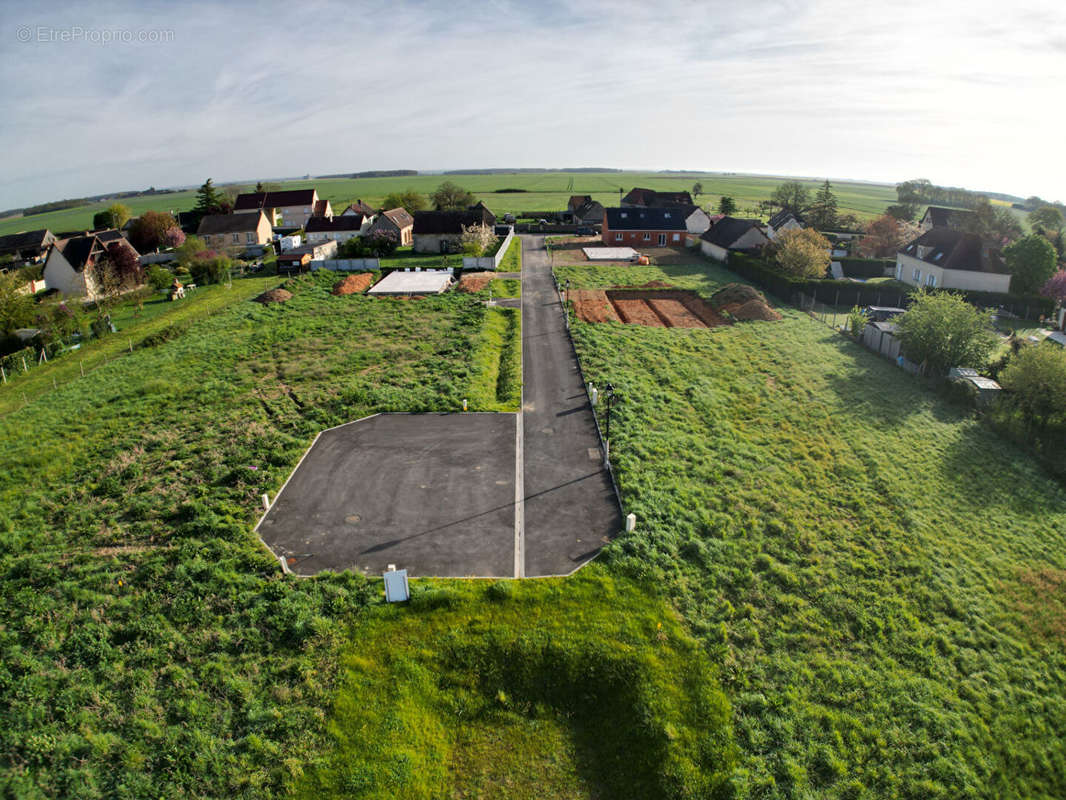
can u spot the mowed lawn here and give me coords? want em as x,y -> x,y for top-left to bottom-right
556,260 -> 1066,799
0,172 -> 898,237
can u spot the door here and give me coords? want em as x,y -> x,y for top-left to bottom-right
658,233 -> 666,246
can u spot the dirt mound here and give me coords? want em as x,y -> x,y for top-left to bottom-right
456,272 -> 495,293
729,299 -> 782,322
332,273 -> 374,295
253,288 -> 293,304
710,283 -> 764,307
571,290 -> 621,323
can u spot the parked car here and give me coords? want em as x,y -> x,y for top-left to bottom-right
576,226 -> 594,235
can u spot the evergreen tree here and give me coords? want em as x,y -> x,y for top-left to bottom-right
808,180 -> 838,230
194,179 -> 225,216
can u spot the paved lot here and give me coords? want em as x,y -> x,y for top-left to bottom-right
257,413 -> 517,577
257,236 -> 621,578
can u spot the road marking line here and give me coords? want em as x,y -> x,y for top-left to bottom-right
514,409 -> 524,578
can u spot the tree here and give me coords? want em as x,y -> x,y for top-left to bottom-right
102,241 -> 143,286
885,202 -> 918,222
771,180 -> 810,215
1041,270 -> 1066,306
188,250 -> 232,285
961,197 -> 1023,243
460,223 -> 497,256
693,182 -> 703,197
858,214 -> 920,258
1000,345 -> 1066,431
718,196 -> 737,215
364,230 -> 399,257
1029,205 -> 1065,233
164,227 -> 186,249
807,180 -> 838,230
128,211 -> 178,253
774,228 -> 830,278
382,189 -> 427,214
0,272 -> 35,337
92,202 -> 131,231
894,291 -> 996,375
174,236 -> 206,267
430,181 -> 476,211
1004,234 -> 1058,294
194,179 -> 227,216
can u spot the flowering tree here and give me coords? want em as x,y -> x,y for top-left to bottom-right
164,226 -> 186,249
460,223 -> 497,257
104,241 -> 143,286
1041,270 -> 1066,305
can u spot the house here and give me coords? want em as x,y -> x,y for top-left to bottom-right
305,213 -> 371,244
920,206 -> 977,233
766,210 -> 804,240
698,217 -> 770,261
566,195 -> 606,226
197,211 -> 273,252
602,207 -> 688,247
343,200 -> 376,218
412,206 -> 496,253
895,228 -> 1011,292
233,189 -> 326,228
0,229 -> 56,263
621,188 -> 693,207
368,208 -> 415,246
665,204 -> 712,234
42,232 -> 141,299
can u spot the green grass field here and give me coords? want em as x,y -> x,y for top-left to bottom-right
0,172 -> 899,239
556,259 -> 1066,799
4,241 -> 1065,798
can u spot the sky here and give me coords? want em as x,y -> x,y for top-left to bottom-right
0,0 -> 1064,209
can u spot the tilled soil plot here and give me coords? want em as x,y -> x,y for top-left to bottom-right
570,290 -> 621,323
611,297 -> 666,327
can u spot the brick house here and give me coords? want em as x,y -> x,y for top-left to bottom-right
602,207 -> 688,247
197,211 -> 273,252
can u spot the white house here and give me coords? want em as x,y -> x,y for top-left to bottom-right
698,217 -> 770,262
42,232 -> 141,299
304,213 -> 372,244
667,204 -> 712,235
895,229 -> 1011,293
766,210 -> 804,240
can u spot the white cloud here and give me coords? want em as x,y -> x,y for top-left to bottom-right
0,0 -> 1063,207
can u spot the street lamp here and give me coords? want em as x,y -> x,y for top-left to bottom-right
604,382 -> 616,465
564,278 -> 571,305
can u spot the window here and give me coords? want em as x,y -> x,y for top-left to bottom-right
672,233 -> 680,242
232,233 -> 240,243
643,232 -> 651,241
620,212 -> 627,218
246,232 -> 255,243
896,262 -> 902,280
912,267 -> 921,283
926,273 -> 937,287
615,233 -> 622,241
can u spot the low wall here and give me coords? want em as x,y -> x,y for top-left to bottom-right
462,227 -> 515,270
310,258 -> 381,271
140,252 -> 175,265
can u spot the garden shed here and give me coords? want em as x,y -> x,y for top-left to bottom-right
862,320 -> 901,360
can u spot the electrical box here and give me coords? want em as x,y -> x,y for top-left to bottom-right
383,566 -> 409,603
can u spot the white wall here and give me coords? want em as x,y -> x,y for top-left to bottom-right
700,240 -> 728,262
42,249 -> 88,297
896,252 -> 1011,293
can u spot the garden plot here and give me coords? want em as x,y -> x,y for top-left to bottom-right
571,288 -> 728,329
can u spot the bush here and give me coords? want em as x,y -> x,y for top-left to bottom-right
146,266 -> 173,291
188,251 -> 232,285
847,306 -> 868,338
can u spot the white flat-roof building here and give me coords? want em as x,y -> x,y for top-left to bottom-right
368,270 -> 453,296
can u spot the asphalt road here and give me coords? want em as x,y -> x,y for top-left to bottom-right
520,235 -> 622,576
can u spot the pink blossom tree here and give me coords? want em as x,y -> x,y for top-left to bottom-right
164,226 -> 186,249
1041,270 -> 1066,305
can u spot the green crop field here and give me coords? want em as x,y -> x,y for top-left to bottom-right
555,258 -> 1066,799
4,240 -> 1064,799
0,172 -> 899,239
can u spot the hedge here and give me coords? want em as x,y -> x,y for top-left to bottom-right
838,258 -> 894,279
726,253 -> 1054,317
